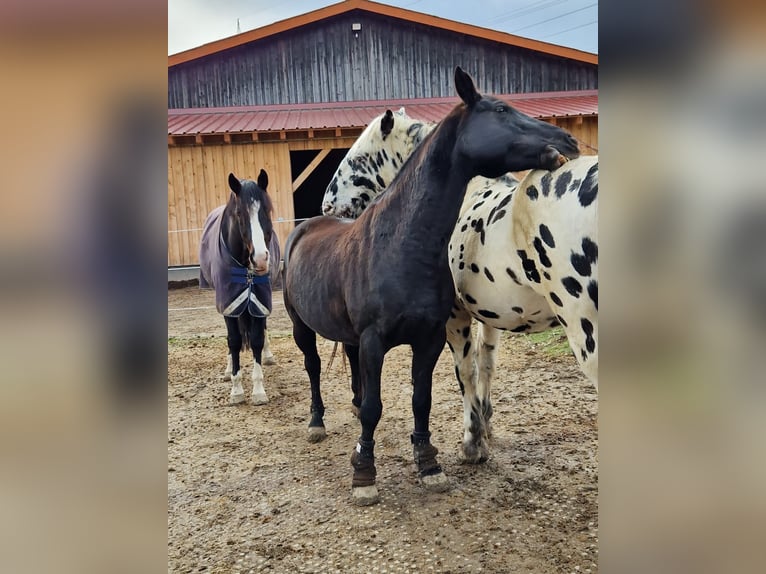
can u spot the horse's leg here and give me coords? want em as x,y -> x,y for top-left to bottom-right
344,343 -> 362,418
225,316 -> 246,404
410,328 -> 450,492
351,328 -> 385,506
292,318 -> 326,442
446,305 -> 489,463
249,317 -> 268,405
262,321 -> 276,366
223,354 -> 233,381
476,323 -> 501,440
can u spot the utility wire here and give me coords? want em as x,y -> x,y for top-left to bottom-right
510,3 -> 597,33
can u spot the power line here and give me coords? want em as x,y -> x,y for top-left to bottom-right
510,3 -> 597,34
489,0 -> 570,25
541,19 -> 598,39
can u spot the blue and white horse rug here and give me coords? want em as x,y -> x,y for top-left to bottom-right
199,170 -> 279,405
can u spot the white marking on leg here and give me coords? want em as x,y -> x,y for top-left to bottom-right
229,371 -> 245,404
251,362 -> 268,405
262,329 -> 276,365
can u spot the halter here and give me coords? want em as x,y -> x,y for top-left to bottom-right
219,230 -> 270,286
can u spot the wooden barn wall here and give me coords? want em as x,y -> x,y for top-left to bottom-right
559,116 -> 598,155
169,12 -> 598,108
168,136 -> 360,267
168,142 -> 293,266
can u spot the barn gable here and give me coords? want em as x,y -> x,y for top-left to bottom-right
168,0 -> 598,108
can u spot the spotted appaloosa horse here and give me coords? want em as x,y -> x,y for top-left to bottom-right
199,171 -> 276,405
321,107 -> 598,464
284,67 -> 580,505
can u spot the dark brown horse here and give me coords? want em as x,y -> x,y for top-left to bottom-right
282,68 -> 580,505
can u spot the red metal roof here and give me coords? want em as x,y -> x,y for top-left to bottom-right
168,90 -> 597,136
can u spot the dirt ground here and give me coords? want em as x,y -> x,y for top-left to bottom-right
168,286 -> 598,574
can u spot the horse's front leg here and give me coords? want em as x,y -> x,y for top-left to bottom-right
224,317 -> 246,404
351,328 -> 385,506
249,317 -> 268,405
344,344 -> 362,418
446,304 -> 489,463
411,327 -> 449,492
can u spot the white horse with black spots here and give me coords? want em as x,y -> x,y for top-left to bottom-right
322,108 -> 597,463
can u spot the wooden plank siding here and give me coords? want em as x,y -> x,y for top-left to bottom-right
168,142 -> 293,266
169,13 -> 597,109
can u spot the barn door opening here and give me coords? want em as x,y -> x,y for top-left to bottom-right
290,148 -> 349,223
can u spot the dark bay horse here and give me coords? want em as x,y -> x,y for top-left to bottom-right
199,171 -> 276,405
282,67 -> 580,505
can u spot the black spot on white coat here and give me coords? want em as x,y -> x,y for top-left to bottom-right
581,318 -> 596,353
562,276 -> 583,298
539,224 -> 555,248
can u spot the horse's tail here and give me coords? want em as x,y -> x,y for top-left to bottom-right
326,342 -> 348,375
238,313 -> 252,351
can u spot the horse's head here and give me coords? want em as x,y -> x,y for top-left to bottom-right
226,170 -> 274,275
452,67 -> 581,177
322,107 -> 434,218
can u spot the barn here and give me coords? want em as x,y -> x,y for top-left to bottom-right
167,0 -> 598,268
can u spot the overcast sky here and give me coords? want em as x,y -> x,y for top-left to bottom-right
168,0 -> 598,56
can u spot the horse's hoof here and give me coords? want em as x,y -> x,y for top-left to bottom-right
307,426 -> 327,443
223,373 -> 231,382
352,485 -> 380,506
263,355 -> 276,366
229,392 -> 246,405
251,392 -> 269,405
461,442 -> 489,464
421,471 -> 450,492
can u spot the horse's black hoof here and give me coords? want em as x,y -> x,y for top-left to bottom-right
308,426 -> 327,443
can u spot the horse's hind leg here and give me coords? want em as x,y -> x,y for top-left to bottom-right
446,305 -> 489,463
411,329 -> 449,492
344,344 -> 362,418
292,318 -> 325,442
476,323 -> 500,439
249,317 -> 269,405
262,322 -> 276,366
224,316 -> 246,404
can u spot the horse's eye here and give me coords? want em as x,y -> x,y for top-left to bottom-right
495,105 -> 506,113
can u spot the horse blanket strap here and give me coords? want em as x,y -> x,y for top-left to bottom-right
199,205 -> 276,318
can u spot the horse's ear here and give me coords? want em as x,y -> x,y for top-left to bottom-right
455,67 -> 481,108
381,109 -> 394,137
257,169 -> 269,191
228,173 -> 241,195
256,169 -> 269,191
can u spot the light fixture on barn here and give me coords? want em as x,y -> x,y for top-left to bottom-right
352,22 -> 361,38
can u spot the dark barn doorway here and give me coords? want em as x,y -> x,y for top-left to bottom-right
290,148 -> 350,224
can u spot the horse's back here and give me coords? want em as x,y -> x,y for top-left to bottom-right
199,205 -> 226,289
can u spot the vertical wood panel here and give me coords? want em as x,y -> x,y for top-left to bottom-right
167,148 -> 180,265
168,13 -> 596,108
172,148 -> 191,265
